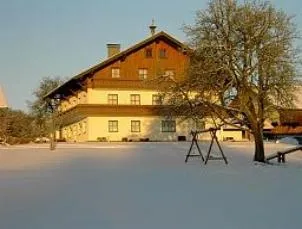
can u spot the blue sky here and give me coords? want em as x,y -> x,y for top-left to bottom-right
0,0 -> 301,110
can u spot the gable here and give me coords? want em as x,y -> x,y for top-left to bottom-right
44,31 -> 188,99
92,38 -> 189,82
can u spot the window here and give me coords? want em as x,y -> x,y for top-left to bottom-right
111,67 -> 120,78
130,94 -> 140,105
161,120 -> 176,132
138,68 -> 148,80
108,120 -> 118,132
145,48 -> 152,58
108,94 -> 118,105
152,94 -> 162,105
159,48 -> 167,58
131,120 -> 141,132
164,69 -> 175,79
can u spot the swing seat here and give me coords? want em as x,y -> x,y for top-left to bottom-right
208,155 -> 224,160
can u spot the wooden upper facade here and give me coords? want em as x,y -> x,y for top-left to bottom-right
46,31 -> 189,101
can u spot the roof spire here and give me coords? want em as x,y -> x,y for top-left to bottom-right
149,19 -> 157,36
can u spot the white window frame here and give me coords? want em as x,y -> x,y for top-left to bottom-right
138,68 -> 148,80
108,94 -> 118,105
130,94 -> 141,105
108,120 -> 118,132
111,67 -> 120,78
131,120 -> 141,133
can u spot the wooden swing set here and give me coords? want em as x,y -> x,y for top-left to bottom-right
185,128 -> 228,165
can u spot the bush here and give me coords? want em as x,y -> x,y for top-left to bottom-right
97,137 -> 107,142
6,136 -> 32,145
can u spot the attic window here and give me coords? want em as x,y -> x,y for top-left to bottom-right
138,68 -> 148,80
159,48 -> 167,58
145,48 -> 152,58
164,69 -> 175,79
111,67 -> 120,78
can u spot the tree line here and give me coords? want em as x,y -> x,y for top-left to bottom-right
0,77 -> 63,145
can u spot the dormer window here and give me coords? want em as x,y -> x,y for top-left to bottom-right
111,67 -> 120,78
145,48 -> 152,58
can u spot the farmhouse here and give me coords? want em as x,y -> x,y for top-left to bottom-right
48,24 -> 301,142
45,25 -> 201,142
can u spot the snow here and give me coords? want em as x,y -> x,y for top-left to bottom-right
276,136 -> 301,146
0,142 -> 302,229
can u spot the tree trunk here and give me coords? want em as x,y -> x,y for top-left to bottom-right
253,125 -> 265,162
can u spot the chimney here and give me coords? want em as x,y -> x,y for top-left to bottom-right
149,19 -> 157,36
107,44 -> 121,58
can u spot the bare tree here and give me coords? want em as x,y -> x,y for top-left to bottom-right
163,0 -> 300,162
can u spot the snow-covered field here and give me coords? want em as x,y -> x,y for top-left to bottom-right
0,142 -> 301,229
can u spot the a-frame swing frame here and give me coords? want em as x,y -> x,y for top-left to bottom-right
185,128 -> 228,165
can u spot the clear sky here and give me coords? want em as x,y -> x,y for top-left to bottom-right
0,0 -> 301,111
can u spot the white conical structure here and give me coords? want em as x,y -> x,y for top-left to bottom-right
0,85 -> 8,108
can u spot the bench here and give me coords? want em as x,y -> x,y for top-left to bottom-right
265,146 -> 302,163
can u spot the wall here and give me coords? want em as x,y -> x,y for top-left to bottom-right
220,130 -> 243,141
87,116 -> 192,142
88,89 -> 160,105
61,118 -> 88,142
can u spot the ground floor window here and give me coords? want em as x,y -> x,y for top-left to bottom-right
161,120 -> 176,132
108,120 -> 118,132
131,120 -> 141,132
